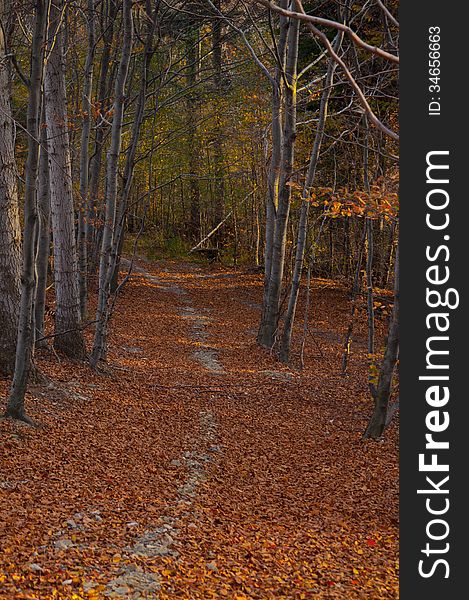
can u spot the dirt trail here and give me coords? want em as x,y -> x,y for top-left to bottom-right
0,259 -> 398,599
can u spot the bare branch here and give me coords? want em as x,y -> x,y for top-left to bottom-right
376,0 -> 399,28
189,187 -> 257,253
205,0 -> 276,85
254,0 -> 399,64
297,5 -> 398,140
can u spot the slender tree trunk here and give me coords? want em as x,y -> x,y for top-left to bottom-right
341,222 -> 366,374
382,220 -> 396,287
110,0 -> 158,292
6,0 -> 49,420
91,0 -> 133,367
186,24 -> 201,239
0,2 -> 21,375
362,117 -> 376,395
365,219 -> 375,356
279,30 -> 344,363
258,3 -> 300,348
34,115 -> 51,346
44,0 -> 86,359
78,0 -> 96,318
255,204 -> 260,267
262,83 -> 282,295
364,245 -> 399,439
211,0 -> 225,240
258,3 -> 288,343
87,0 -> 118,278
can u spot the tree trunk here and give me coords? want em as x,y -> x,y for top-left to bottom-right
363,117 -> 376,395
0,2 -> 21,376
211,0 -> 225,240
258,2 -> 300,348
110,0 -> 158,293
258,3 -> 288,343
77,0 -> 96,318
341,222 -> 367,374
279,29 -> 344,363
87,0 -> 118,279
186,24 -> 201,239
34,115 -> 51,346
6,0 -> 49,421
364,245 -> 399,439
365,219 -> 375,358
91,0 -> 133,367
44,0 -> 86,359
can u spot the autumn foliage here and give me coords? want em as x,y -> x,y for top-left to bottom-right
1,260 -> 398,598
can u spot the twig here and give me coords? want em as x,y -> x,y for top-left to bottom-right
254,0 -> 399,63
34,320 -> 99,343
189,188 -> 257,253
375,0 -> 399,28
299,217 -> 326,367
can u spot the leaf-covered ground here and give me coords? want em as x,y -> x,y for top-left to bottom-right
0,259 -> 398,599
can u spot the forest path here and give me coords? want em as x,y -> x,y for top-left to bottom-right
0,259 -> 398,599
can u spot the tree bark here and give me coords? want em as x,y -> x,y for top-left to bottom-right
363,244 -> 399,439
77,0 -> 96,318
211,0 -> 225,239
44,0 -> 86,359
91,0 -> 133,367
279,29 -> 345,363
6,0 -> 49,420
110,0 -> 158,293
87,0 -> 118,278
0,1 -> 21,375
341,222 -> 367,375
34,114 -> 51,346
258,1 -> 288,344
363,118 -> 376,395
186,24 -> 201,239
258,2 -> 300,348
